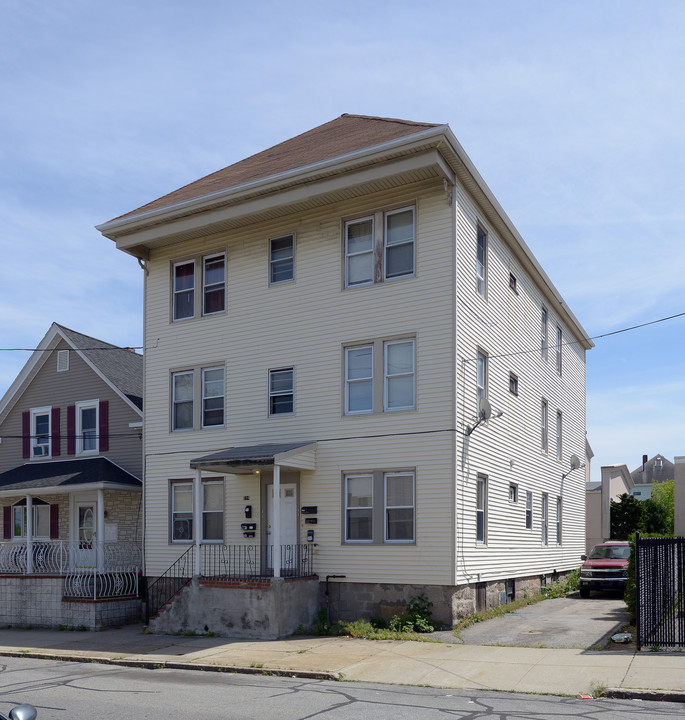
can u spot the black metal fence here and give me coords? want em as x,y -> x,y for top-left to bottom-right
635,533 -> 685,649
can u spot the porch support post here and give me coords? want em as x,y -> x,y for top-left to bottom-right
97,488 -> 105,572
26,495 -> 33,574
273,464 -> 281,579
194,468 -> 202,576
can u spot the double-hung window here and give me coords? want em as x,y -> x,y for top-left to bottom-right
556,496 -> 562,545
343,470 -> 415,544
476,350 -> 488,411
12,498 -> 50,538
172,371 -> 194,430
476,225 -> 487,297
31,407 -> 51,458
203,254 -> 225,315
170,479 -> 224,543
556,410 -> 562,461
270,235 -> 294,284
344,207 -> 415,287
541,493 -> 548,546
541,307 -> 548,360
525,491 -> 533,529
344,338 -> 415,415
173,252 -> 226,320
556,325 -> 563,375
76,401 -> 98,454
345,345 -> 373,414
202,368 -> 225,428
269,367 -> 294,415
384,340 -> 415,411
476,474 -> 487,544
541,399 -> 548,453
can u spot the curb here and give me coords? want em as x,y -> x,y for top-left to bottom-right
0,650 -> 339,682
603,687 -> 685,704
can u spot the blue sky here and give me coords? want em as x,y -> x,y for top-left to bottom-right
1,0 -> 683,480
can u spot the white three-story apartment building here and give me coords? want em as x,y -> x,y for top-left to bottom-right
98,115 -> 592,636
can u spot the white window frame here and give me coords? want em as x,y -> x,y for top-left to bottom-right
476,474 -> 487,544
76,400 -> 98,455
202,479 -> 224,543
170,481 -> 193,543
541,493 -> 549,546
57,349 -> 69,372
384,472 -> 415,543
31,406 -> 52,459
12,500 -> 50,539
525,491 -> 533,530
383,339 -> 416,412
344,344 -> 374,415
202,253 -> 226,316
476,225 -> 487,297
172,371 -> 194,431
556,325 -> 563,375
383,207 -> 415,281
477,350 -> 488,410
173,259 -> 195,321
268,367 -> 294,416
541,399 -> 548,453
344,215 -> 375,288
556,410 -> 562,461
556,496 -> 562,545
509,372 -> 518,396
541,307 -> 548,360
344,473 -> 374,543
269,234 -> 295,285
201,367 -> 225,428
509,483 -> 518,503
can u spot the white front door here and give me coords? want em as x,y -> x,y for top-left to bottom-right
266,483 -> 298,573
76,503 -> 96,567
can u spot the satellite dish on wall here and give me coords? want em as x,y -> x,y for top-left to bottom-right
569,454 -> 581,471
479,397 -> 492,421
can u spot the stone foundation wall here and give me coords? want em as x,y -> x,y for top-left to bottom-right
149,575 -> 320,639
325,570 -> 575,628
0,576 -> 141,629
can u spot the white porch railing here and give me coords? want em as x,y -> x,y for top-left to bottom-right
0,541 -> 142,600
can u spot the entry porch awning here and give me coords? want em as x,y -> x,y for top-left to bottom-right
189,442 -> 317,475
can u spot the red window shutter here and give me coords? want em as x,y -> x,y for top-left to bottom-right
99,400 -> 109,452
22,411 -> 30,459
3,506 -> 11,539
51,407 -> 61,457
67,405 -> 76,455
50,504 -> 59,539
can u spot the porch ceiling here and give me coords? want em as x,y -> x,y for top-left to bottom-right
190,442 -> 317,475
0,457 -> 141,496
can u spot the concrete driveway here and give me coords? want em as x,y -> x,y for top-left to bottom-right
455,593 -> 629,649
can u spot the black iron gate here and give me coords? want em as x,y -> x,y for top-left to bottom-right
635,533 -> 685,649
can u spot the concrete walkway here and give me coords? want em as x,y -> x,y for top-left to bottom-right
0,624 -> 683,702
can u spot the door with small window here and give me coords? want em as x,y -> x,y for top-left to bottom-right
76,503 -> 96,567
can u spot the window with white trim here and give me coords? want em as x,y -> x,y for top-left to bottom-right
556,496 -> 562,545
172,366 -> 225,431
541,493 -> 548,546
343,470 -> 415,544
344,206 -> 415,287
170,479 -> 224,543
476,225 -> 487,296
556,410 -> 562,461
509,483 -> 518,503
31,407 -> 51,459
525,491 -> 533,529
172,252 -> 226,320
476,474 -> 487,544
541,399 -> 548,453
556,325 -> 563,375
12,498 -> 50,538
344,338 -> 415,415
477,350 -> 488,410
269,367 -> 294,415
270,235 -> 294,284
76,401 -> 98,454
541,307 -> 548,360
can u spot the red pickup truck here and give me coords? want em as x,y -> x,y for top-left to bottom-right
579,541 -> 630,598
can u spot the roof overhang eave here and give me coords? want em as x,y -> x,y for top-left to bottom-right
0,481 -> 142,497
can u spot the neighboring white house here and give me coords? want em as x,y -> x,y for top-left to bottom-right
98,114 -> 593,635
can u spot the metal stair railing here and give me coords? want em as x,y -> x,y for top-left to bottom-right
145,546 -> 195,623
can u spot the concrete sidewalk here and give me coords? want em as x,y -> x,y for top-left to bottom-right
0,624 -> 683,702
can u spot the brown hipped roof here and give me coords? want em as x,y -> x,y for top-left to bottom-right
113,114 -> 439,222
